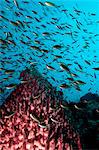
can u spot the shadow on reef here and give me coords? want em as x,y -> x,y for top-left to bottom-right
67,93 -> 99,150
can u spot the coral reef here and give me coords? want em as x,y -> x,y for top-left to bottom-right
0,67 -> 82,150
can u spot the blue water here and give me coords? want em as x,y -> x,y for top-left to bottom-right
0,0 -> 99,105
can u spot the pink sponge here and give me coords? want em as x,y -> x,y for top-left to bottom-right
0,69 -> 82,150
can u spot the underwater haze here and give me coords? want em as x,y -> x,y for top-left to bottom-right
0,0 -> 99,105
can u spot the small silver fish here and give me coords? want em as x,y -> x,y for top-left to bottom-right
20,80 -> 28,84
74,80 -> 86,85
30,114 -> 40,123
45,1 -> 56,7
60,104 -> 69,110
59,83 -> 70,89
46,65 -> 55,71
29,62 -> 38,65
74,105 -> 82,110
14,0 -> 19,8
5,69 -> 15,74
38,123 -> 48,129
5,111 -> 16,119
33,94 -> 41,99
51,117 -> 59,123
6,84 -> 17,90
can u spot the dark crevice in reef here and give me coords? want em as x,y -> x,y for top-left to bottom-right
0,66 -> 99,149
67,93 -> 99,150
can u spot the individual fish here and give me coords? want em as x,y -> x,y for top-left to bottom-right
0,39 -> 7,45
25,35 -> 31,40
14,0 -> 19,9
94,72 -> 96,78
74,80 -> 86,85
32,10 -> 38,14
33,89 -> 45,100
67,77 -> 74,81
16,20 -> 24,28
92,67 -> 99,70
42,32 -> 50,36
7,40 -> 16,46
60,103 -> 69,110
6,84 -> 17,89
90,13 -> 96,16
32,94 -> 41,100
0,15 -> 9,21
41,24 -> 46,28
75,68 -> 85,73
38,2 -> 45,6
1,77 -> 9,81
83,29 -> 87,33
5,32 -> 13,39
38,122 -> 48,129
5,69 -> 15,74
30,46 -> 40,51
22,1 -> 29,3
41,49 -> 49,53
5,0 -> 10,4
54,55 -> 62,59
65,25 -> 71,29
34,40 -> 40,44
4,111 -> 16,118
52,17 -> 59,21
95,109 -> 99,113
75,62 -> 83,70
75,86 -> 81,91
74,105 -> 82,110
20,40 -> 27,44
51,117 -> 59,123
15,11 -> 20,16
84,60 -> 91,65
60,63 -> 71,73
83,43 -> 89,49
29,62 -> 38,65
18,11 -> 24,16
71,38 -> 77,44
23,21 -> 32,25
30,114 -> 40,123
76,24 -> 81,30
94,34 -> 99,37
56,25 -> 63,30
59,83 -> 70,89
51,76 -> 56,81
26,15 -> 33,19
88,87 -> 91,91
20,80 -> 28,84
73,7 -> 82,13
34,17 -> 41,22
69,13 -> 74,18
46,65 -> 55,71
53,45 -> 62,49
9,21 -> 20,26
45,1 -> 56,7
